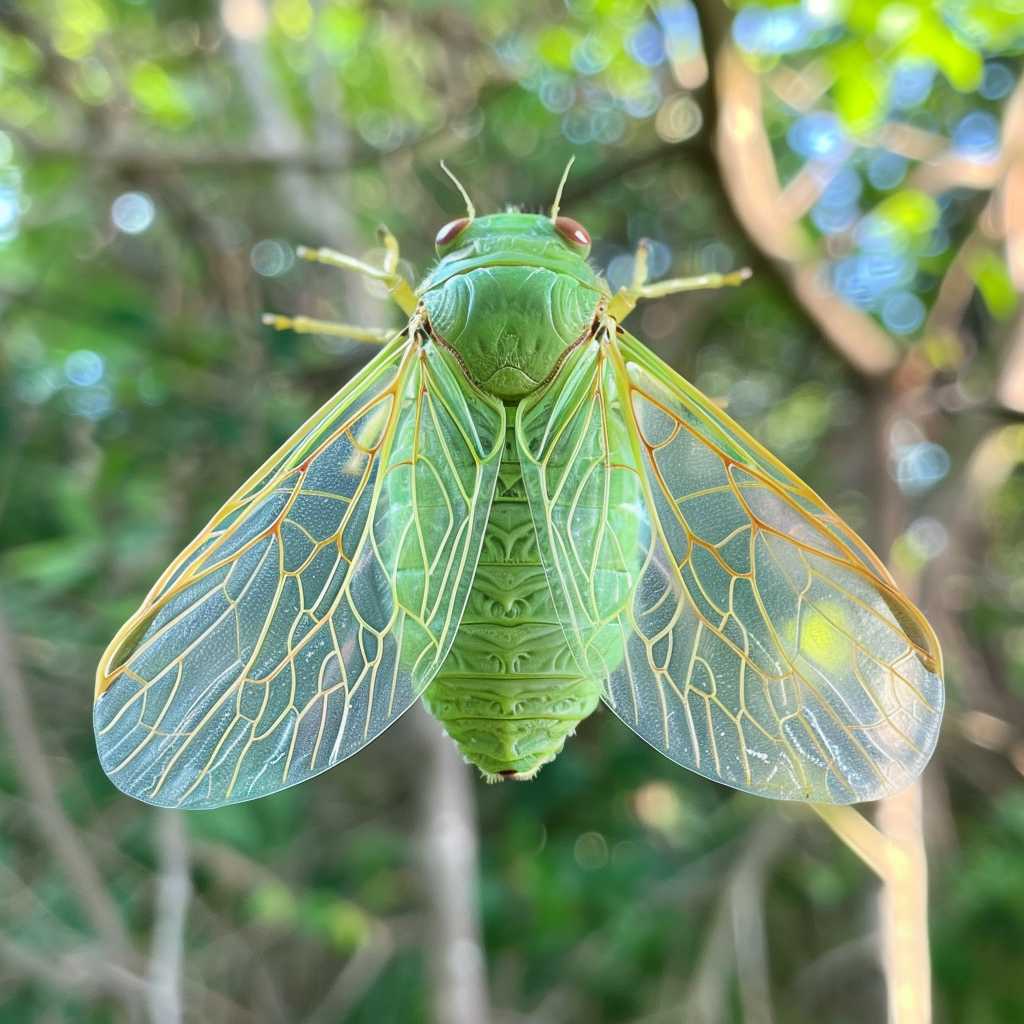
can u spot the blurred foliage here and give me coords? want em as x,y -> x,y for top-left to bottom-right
1,0 -> 1024,1021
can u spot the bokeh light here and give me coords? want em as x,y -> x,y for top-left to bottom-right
980,61 -> 1014,100
0,163 -> 21,244
788,112 -> 848,161
0,190 -> 18,242
732,5 -> 812,55
811,166 -> 862,235
953,111 -> 1001,163
882,290 -> 926,334
572,34 -> 612,76
539,73 -> 575,113
905,516 -> 949,560
890,420 -> 952,494
111,191 -> 156,234
250,239 -> 295,277
867,150 -> 908,190
628,22 -> 665,67
889,62 -> 935,109
64,349 -> 105,387
654,93 -> 702,142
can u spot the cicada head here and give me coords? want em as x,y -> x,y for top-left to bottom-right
420,211 -> 606,400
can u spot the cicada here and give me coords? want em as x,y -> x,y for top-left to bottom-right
95,164 -> 943,809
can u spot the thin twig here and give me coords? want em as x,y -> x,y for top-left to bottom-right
684,815 -> 791,1023
147,811 -> 191,1024
811,799 -> 930,1024
877,785 -> 931,1024
303,922 -> 395,1024
810,804 -> 889,879
415,706 -> 491,1024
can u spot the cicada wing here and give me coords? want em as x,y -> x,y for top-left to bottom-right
518,325 -> 943,804
95,329 -> 504,808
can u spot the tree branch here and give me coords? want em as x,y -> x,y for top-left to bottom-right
0,608 -> 129,956
146,811 -> 191,1024
0,121 -> 371,173
415,707 -> 491,1024
707,39 -> 900,378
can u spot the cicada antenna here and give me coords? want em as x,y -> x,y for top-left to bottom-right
440,161 -> 476,221
549,155 -> 576,221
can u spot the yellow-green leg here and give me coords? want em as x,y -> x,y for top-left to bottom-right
296,225 -> 417,315
607,239 -> 752,321
263,225 -> 418,343
260,314 -> 393,344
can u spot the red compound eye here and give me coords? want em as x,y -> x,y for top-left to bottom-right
435,217 -> 470,249
555,216 -> 591,248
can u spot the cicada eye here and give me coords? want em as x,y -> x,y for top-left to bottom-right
435,217 -> 471,251
554,216 -> 591,250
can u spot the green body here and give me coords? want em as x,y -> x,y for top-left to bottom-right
419,213 -> 606,778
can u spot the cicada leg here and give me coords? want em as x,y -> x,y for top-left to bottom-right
261,314 -> 393,344
263,227 -> 417,344
606,239 -> 752,321
296,225 -> 418,315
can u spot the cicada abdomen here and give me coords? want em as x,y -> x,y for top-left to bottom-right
422,414 -> 640,781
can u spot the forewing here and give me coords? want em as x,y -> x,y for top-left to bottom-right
518,327 -> 943,804
95,331 -> 504,808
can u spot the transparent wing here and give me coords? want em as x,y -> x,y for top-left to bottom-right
517,325 -> 943,804
95,329 -> 504,808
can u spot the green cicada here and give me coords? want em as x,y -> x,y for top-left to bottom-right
95,164 -> 944,809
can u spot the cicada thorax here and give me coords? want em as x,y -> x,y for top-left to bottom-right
422,423 -> 605,779
421,261 -> 601,400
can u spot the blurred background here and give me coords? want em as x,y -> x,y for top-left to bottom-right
1,0 -> 1024,1021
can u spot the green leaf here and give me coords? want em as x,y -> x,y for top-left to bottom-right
830,40 -> 887,134
130,60 -> 193,127
248,883 -> 299,928
875,188 -> 940,236
313,898 -> 372,952
969,248 -> 1019,320
903,13 -> 983,92
536,26 -> 581,70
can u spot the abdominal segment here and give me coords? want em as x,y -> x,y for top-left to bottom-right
423,426 -> 602,779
